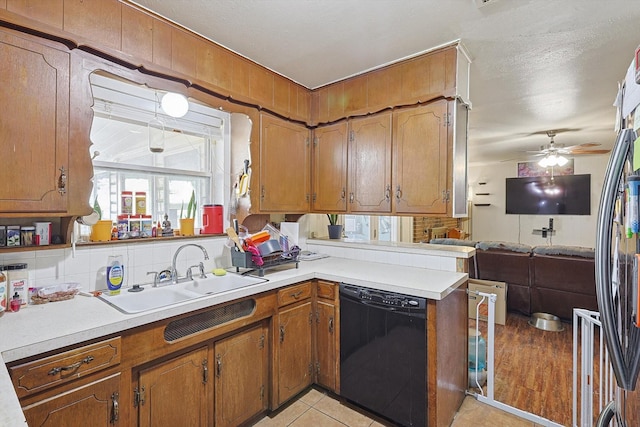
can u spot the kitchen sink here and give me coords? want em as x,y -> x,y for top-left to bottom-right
182,273 -> 268,295
98,285 -> 201,314
98,273 -> 267,314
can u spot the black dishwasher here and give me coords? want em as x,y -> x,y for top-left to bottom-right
339,283 -> 427,427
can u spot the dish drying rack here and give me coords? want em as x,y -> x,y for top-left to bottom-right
231,249 -> 299,277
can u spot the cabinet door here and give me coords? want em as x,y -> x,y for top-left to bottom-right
392,100 -> 449,214
348,113 -> 392,213
316,300 -> 337,391
214,323 -> 268,427
312,122 -> 348,212
277,301 -> 313,405
23,373 -> 120,427
260,114 -> 311,212
137,347 -> 209,427
0,30 -> 69,213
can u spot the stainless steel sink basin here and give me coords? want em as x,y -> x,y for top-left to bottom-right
182,273 -> 268,295
98,273 -> 267,314
98,285 -> 201,314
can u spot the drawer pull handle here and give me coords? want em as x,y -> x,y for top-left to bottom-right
48,355 -> 94,375
290,291 -> 303,299
329,317 -> 334,334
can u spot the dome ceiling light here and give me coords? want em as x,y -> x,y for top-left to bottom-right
161,92 -> 189,118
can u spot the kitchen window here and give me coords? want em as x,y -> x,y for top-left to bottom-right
85,72 -> 230,239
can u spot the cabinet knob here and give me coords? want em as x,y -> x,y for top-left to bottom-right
385,185 -> 391,202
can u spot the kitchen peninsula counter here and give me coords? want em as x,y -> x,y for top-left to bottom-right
0,255 -> 468,426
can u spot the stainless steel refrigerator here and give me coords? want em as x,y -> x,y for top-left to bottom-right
595,54 -> 640,425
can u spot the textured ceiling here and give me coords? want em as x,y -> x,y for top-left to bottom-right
130,0 -> 640,165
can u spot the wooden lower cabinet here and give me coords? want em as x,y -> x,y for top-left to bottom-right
23,373 -> 121,427
136,347 -> 209,427
214,323 -> 269,427
276,300 -> 313,405
315,299 -> 336,391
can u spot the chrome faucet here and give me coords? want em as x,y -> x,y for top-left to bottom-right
171,243 -> 209,284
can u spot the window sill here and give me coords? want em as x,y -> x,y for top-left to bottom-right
75,233 -> 225,247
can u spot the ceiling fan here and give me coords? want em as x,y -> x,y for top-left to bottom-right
529,130 -> 610,167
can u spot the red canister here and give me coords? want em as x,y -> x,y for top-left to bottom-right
202,204 -> 223,234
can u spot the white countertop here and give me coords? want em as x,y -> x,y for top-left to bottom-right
0,256 -> 467,426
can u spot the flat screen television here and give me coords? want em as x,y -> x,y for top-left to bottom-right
505,174 -> 591,215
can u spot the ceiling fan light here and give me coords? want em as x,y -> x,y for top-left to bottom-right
556,155 -> 568,166
161,92 -> 189,118
538,156 -> 550,168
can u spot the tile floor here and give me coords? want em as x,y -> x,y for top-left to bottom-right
253,387 -> 545,427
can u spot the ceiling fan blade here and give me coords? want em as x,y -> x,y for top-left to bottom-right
568,149 -> 611,155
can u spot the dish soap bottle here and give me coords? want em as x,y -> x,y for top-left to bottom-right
106,255 -> 124,295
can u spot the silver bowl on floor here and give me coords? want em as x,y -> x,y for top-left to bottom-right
528,312 -> 565,331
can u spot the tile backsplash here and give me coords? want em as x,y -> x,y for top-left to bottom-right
0,237 -> 230,292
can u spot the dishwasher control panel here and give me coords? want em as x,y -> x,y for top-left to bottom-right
340,283 -> 426,310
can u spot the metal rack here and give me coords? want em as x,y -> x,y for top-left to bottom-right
231,250 -> 299,277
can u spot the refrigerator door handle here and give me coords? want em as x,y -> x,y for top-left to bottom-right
595,127 -> 640,391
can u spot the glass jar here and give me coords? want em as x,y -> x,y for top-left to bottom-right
7,263 -> 28,309
135,191 -> 146,215
20,226 -> 35,246
121,191 -> 133,215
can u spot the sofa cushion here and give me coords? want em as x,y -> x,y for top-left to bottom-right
429,238 -> 478,247
532,245 -> 594,258
476,241 -> 532,253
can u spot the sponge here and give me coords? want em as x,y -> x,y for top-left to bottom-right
213,268 -> 227,276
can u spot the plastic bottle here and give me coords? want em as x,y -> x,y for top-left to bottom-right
10,292 -> 20,312
106,255 -> 124,296
468,329 -> 486,371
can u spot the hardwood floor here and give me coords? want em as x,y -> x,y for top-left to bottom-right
471,312 -> 577,426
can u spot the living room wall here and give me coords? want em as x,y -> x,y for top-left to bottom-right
468,154 -> 610,248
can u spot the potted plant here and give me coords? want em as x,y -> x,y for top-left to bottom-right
179,190 -> 197,236
327,214 -> 342,239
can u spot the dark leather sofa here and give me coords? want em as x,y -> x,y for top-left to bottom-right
529,245 -> 597,320
429,239 -> 597,320
473,241 -> 533,316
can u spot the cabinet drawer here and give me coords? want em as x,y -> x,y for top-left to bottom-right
316,281 -> 336,301
277,282 -> 312,307
10,337 -> 121,398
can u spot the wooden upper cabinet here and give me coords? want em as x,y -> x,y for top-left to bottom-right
400,47 -> 457,103
171,27 -> 197,77
314,86 -> 330,124
392,99 -> 449,215
367,67 -> 402,112
259,114 -> 310,213
0,29 -> 69,214
343,76 -> 368,115
348,112 -> 392,213
312,122 -> 348,212
63,0 -> 121,50
327,82 -> 344,122
151,18 -> 172,70
274,75 -> 290,114
196,42 -> 234,93
296,86 -> 311,121
6,0 -> 63,29
121,3 -> 153,63
250,63 -> 274,107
